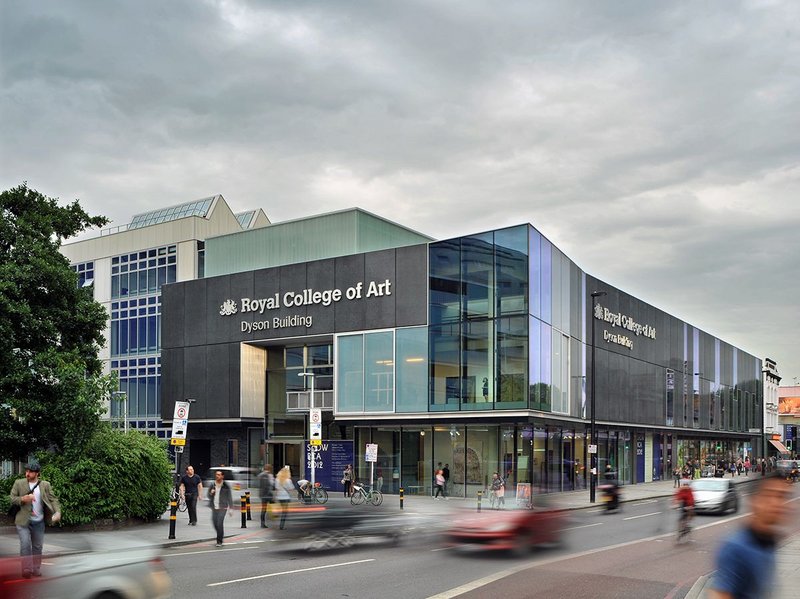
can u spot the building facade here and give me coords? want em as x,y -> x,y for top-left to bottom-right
763,358 -> 782,456
162,220 -> 764,495
60,195 -> 270,438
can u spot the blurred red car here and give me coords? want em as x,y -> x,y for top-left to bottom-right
445,506 -> 566,555
0,554 -> 45,599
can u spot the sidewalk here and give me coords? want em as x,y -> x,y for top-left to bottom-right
685,532 -> 800,599
0,474 -> 760,555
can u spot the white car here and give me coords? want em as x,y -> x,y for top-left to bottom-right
41,534 -> 171,599
690,478 -> 739,514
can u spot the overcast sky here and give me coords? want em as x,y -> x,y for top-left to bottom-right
2,1 -> 798,382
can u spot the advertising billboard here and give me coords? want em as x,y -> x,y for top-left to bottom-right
779,395 -> 800,418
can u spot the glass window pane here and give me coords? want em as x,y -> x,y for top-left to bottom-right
148,315 -> 157,353
396,327 -> 428,413
541,323 -> 552,411
462,319 -> 493,410
119,319 -> 129,355
364,331 -> 393,412
336,335 -> 363,412
462,234 -> 494,320
429,324 -> 460,411
541,239 -> 552,324
285,347 -> 304,368
495,226 -> 528,316
529,317 -> 542,409
496,316 -> 527,407
429,239 -> 461,325
129,319 -> 137,354
529,229 -> 541,319
167,264 -> 176,283
138,318 -> 148,353
308,345 -> 331,366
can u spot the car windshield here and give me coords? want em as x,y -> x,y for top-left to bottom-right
691,480 -> 727,492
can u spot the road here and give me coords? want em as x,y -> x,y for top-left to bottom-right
160,485 -> 800,598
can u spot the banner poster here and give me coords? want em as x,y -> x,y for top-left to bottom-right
305,440 -> 354,493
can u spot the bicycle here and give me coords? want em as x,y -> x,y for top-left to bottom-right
350,482 -> 383,506
676,507 -> 693,543
170,488 -> 187,512
300,482 -> 329,504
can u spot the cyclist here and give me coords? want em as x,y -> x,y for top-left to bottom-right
297,478 -> 311,502
674,477 -> 695,540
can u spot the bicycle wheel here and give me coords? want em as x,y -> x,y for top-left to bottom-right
369,490 -> 383,506
351,490 -> 365,505
178,497 -> 187,512
314,487 -> 328,504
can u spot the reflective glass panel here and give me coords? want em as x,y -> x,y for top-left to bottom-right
364,331 -> 394,412
429,324 -> 460,411
461,233 -> 494,320
396,327 -> 428,412
336,334 -> 363,412
429,239 -> 461,324
496,316 -> 527,408
462,320 -> 493,410
495,226 -> 528,316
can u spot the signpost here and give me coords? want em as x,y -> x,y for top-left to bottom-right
309,407 -> 322,487
168,399 -> 193,540
365,443 -> 378,487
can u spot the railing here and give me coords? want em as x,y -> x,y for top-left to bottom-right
286,390 -> 334,411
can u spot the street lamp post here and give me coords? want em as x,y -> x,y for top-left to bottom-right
298,372 -> 316,488
590,290 -> 607,504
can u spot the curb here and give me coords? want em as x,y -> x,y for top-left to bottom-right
684,573 -> 712,599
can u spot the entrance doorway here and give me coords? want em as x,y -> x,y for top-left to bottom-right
267,441 -> 303,479
189,439 -> 211,479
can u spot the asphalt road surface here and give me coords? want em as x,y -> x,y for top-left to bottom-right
162,486 -> 800,599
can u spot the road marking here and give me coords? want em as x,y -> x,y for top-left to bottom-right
634,499 -> 659,505
242,540 -> 264,544
558,522 -> 604,532
166,547 -> 254,557
623,511 -> 662,521
430,547 -> 449,552
428,509 -> 756,599
208,558 -> 376,587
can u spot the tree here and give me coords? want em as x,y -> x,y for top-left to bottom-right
0,183 -> 111,460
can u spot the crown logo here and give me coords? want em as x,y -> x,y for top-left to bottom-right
593,303 -> 604,319
219,299 -> 238,316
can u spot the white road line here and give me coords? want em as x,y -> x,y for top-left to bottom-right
634,499 -> 659,505
242,540 -> 264,544
558,522 -> 604,532
208,558 -> 376,587
430,547 -> 450,552
623,511 -> 662,521
166,547 -> 254,557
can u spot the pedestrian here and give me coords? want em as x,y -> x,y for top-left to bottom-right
342,464 -> 354,498
9,461 -> 62,578
673,465 -> 682,488
433,469 -> 446,500
442,463 -> 450,497
707,473 -> 792,598
490,472 -> 505,509
207,469 -> 233,547
744,457 -> 750,476
257,464 -> 274,528
179,465 -> 203,526
274,466 -> 295,530
760,458 -> 766,476
376,468 -> 384,493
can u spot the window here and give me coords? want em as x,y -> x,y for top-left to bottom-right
70,261 -> 94,289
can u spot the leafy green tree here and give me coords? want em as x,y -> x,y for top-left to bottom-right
0,183 -> 111,460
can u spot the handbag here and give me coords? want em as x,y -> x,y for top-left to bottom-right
8,481 -> 39,519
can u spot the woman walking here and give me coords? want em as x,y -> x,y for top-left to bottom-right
274,466 -> 295,530
433,469 -> 446,500
342,464 -> 354,498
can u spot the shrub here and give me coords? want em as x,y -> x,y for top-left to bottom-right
38,425 -> 173,526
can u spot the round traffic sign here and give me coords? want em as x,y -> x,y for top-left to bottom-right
177,407 -> 187,418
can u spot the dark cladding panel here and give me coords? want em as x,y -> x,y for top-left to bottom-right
184,279 -> 208,347
160,348 -> 184,420
206,276 -> 232,344
229,343 -> 242,419
161,282 -> 184,350
207,344 -> 232,418
395,244 -> 428,327
364,249 -> 396,330
305,259 -> 336,333
278,263 -> 310,338
183,346 -> 208,419
229,271 -> 255,340
334,254 -> 366,331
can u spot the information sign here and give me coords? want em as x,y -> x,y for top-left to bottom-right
365,443 -> 378,463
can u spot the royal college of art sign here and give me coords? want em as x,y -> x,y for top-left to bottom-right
593,303 -> 656,351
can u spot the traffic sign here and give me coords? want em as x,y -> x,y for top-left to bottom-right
588,444 -> 597,454
365,443 -> 378,463
309,408 -> 322,440
171,401 -> 192,440
174,446 -> 184,453
310,439 -> 322,446
170,438 -> 186,446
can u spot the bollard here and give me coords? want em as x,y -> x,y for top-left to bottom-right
168,497 -> 178,539
399,487 -> 404,510
477,490 -> 482,513
245,491 -> 252,521
240,495 -> 247,528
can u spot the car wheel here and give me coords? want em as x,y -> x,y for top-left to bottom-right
730,498 -> 738,514
94,593 -> 123,599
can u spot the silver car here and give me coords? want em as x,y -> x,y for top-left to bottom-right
690,478 -> 739,514
40,534 -> 171,599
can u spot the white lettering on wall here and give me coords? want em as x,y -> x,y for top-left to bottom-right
593,303 -> 656,340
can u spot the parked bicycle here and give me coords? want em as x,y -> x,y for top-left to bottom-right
170,487 -> 187,512
350,482 -> 383,506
